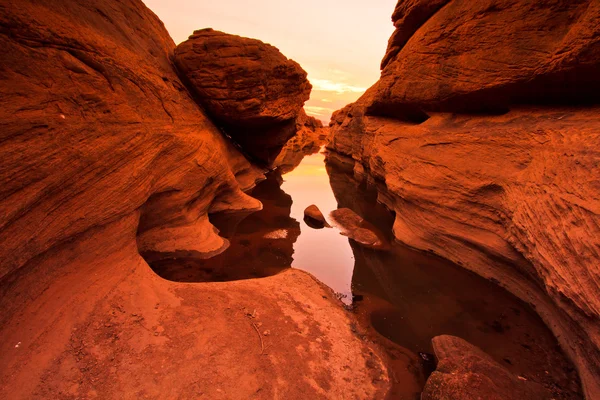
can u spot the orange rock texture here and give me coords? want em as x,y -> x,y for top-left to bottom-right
329,1 -> 600,398
422,336 -> 552,400
174,29 -> 312,164
373,0 -> 600,121
0,0 -> 389,398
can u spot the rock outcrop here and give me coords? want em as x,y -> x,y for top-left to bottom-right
0,0 -> 389,398
174,29 -> 312,164
329,1 -> 600,398
372,0 -> 600,121
422,336 -> 552,400
0,0 -> 264,286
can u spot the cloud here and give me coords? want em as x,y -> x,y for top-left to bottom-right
310,79 -> 367,95
304,105 -> 334,117
321,98 -> 333,103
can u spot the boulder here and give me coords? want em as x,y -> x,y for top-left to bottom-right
304,205 -> 330,229
174,29 -> 312,164
422,335 -> 551,400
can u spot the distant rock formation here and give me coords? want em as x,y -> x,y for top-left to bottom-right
272,110 -> 327,174
329,1 -> 600,398
174,29 -> 312,164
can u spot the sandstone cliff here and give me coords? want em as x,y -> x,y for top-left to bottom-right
174,29 -> 312,165
329,1 -> 600,398
0,0 -> 389,398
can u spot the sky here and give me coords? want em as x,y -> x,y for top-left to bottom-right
143,0 -> 397,122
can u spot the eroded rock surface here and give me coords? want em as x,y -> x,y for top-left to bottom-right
174,29 -> 312,164
0,0 -> 389,398
0,0 -> 264,284
329,0 -> 600,398
422,336 -> 551,400
372,0 -> 600,121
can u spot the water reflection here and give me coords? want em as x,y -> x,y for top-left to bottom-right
149,138 -> 581,399
150,176 -> 300,282
282,150 -> 355,304
325,153 -> 581,399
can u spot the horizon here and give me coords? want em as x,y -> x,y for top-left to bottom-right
143,0 -> 397,123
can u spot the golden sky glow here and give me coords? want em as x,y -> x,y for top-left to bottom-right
143,0 -> 397,122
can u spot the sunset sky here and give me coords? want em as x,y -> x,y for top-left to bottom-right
143,0 -> 397,122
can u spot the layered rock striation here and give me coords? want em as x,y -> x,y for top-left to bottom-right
373,0 -> 600,121
0,0 -> 264,286
329,0 -> 600,398
0,0 -> 388,398
174,29 -> 312,164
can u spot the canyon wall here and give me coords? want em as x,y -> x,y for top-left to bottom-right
0,0 -> 266,285
329,0 -> 600,398
0,1 -> 389,398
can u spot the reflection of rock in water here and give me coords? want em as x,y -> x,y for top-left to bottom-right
273,113 -> 328,174
150,172 -> 300,282
324,152 -> 583,399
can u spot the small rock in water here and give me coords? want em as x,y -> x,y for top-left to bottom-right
329,208 -> 388,250
303,205 -> 330,229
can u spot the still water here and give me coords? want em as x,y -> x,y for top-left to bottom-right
150,146 -> 581,399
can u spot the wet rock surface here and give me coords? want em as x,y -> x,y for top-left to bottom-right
151,172 -> 301,282
326,153 -> 582,399
174,28 -> 312,164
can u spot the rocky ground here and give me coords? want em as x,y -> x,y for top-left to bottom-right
1,217 -> 388,399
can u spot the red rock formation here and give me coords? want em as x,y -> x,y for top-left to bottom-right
330,208 -> 389,250
422,336 -> 552,400
174,29 -> 312,164
372,0 -> 600,121
0,0 -> 264,284
0,0 -> 389,398
329,1 -> 600,398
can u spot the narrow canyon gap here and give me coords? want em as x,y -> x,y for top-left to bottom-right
0,0 -> 599,400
